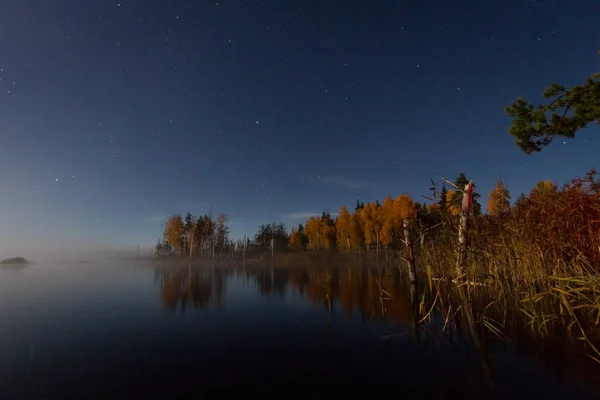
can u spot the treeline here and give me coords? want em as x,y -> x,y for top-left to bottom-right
154,173 -> 479,258
155,212 -> 234,258
287,173 -> 481,253
155,169 -> 600,281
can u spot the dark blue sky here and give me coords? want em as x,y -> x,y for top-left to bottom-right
1,0 -> 599,253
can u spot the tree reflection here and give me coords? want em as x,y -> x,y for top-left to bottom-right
153,262 -> 599,390
287,266 -> 414,323
157,265 -> 229,313
255,265 -> 288,297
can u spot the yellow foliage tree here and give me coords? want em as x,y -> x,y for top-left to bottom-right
393,194 -> 416,221
358,203 -> 380,250
320,212 -> 336,251
379,196 -> 395,247
446,189 -> 461,216
531,180 -> 556,197
289,226 -> 305,251
335,205 -> 353,250
297,194 -> 415,252
304,216 -> 321,251
487,180 -> 511,216
350,212 -> 364,249
165,215 -> 185,255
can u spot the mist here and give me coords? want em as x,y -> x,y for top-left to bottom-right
0,246 -> 151,265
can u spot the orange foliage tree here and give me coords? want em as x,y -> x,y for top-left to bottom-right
487,180 -> 511,216
320,212 -> 337,251
531,180 -> 556,198
165,215 -> 185,255
304,216 -> 321,251
358,203 -> 379,250
379,196 -> 395,247
289,226 -> 305,251
335,205 -> 353,250
446,189 -> 461,216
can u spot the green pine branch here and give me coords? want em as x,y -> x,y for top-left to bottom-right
505,53 -> 600,154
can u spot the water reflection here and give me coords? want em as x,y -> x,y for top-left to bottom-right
2,261 -> 597,399
156,265 -> 228,312
289,266 -> 415,322
154,263 -> 599,397
254,265 -> 288,297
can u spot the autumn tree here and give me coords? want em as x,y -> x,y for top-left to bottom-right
304,216 -> 321,251
487,180 -> 511,216
165,215 -> 185,256
350,212 -> 364,249
506,54 -> 600,153
320,211 -> 336,251
355,194 -> 417,250
530,180 -> 556,198
446,189 -> 461,216
289,226 -> 305,251
393,194 -> 417,221
379,196 -> 395,247
335,205 -> 353,250
358,203 -> 380,251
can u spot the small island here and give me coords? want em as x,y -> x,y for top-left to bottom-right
0,257 -> 32,266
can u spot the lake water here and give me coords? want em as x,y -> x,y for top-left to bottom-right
0,259 -> 598,399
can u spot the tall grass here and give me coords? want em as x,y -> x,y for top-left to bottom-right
413,169 -> 600,361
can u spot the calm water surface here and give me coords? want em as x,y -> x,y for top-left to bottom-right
0,260 -> 598,399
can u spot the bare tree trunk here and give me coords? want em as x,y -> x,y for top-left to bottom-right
243,235 -> 246,263
189,230 -> 194,259
456,181 -> 474,278
404,218 -> 417,285
376,232 -> 380,267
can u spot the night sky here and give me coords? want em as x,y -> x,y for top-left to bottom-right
1,1 -> 599,254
